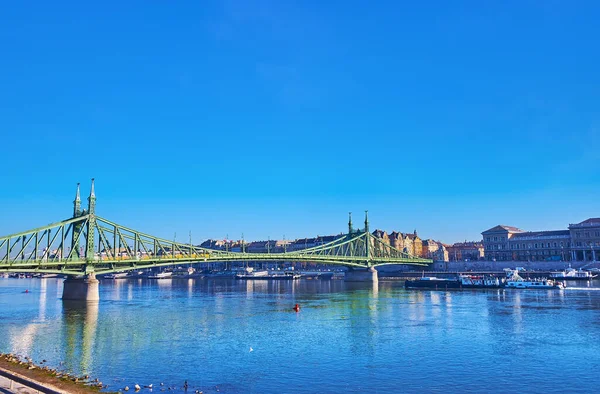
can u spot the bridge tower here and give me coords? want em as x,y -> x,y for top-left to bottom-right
344,210 -> 378,282
63,179 -> 99,302
85,178 -> 97,264
348,212 -> 353,235
71,183 -> 83,258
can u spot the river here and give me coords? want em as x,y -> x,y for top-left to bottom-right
1,277 -> 599,393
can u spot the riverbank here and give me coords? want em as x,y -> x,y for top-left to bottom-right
0,353 -> 111,394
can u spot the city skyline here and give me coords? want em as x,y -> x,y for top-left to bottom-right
1,1 -> 599,243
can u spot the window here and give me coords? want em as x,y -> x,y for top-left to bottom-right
534,243 -> 538,248
494,237 -> 497,241
595,232 -> 599,237
576,232 -> 580,238
554,242 -> 557,247
560,242 -> 563,247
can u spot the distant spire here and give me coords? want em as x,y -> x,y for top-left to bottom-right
73,183 -> 81,217
348,212 -> 353,234
364,210 -> 369,233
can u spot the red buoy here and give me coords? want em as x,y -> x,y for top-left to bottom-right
25,289 -> 29,293
293,304 -> 300,312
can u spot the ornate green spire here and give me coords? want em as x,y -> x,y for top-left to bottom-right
73,183 -> 81,218
87,178 -> 96,215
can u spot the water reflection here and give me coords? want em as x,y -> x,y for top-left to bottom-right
62,301 -> 98,375
2,279 -> 600,393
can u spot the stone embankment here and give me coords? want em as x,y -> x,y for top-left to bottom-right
0,353 -> 108,394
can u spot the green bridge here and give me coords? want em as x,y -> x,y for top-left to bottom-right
0,180 -> 432,300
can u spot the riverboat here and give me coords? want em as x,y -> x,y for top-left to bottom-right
147,271 -> 173,279
236,267 -> 301,280
404,277 -> 461,289
172,267 -> 197,278
549,267 -> 597,281
104,272 -> 128,279
459,274 -> 504,288
504,269 -> 564,289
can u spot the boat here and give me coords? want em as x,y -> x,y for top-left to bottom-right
301,271 -> 334,280
458,274 -> 504,288
104,272 -> 128,279
147,271 -> 173,279
172,267 -> 197,278
550,267 -> 597,281
204,271 -> 237,278
404,277 -> 461,289
0,273 -> 8,279
504,269 -> 564,289
235,267 -> 269,279
236,267 -> 300,280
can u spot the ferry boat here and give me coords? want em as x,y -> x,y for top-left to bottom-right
404,277 -> 461,289
235,267 -> 270,279
549,267 -> 597,281
504,269 -> 564,289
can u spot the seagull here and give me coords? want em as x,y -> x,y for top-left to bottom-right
249,347 -> 254,352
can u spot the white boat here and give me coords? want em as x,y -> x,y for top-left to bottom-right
235,267 -> 269,279
172,267 -> 196,278
0,273 -> 9,279
504,269 -> 564,289
147,271 -> 173,279
550,267 -> 597,280
104,272 -> 129,279
458,274 -> 503,288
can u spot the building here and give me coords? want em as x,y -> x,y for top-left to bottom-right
481,225 -> 524,261
446,241 -> 484,262
386,230 -> 423,257
569,218 -> 600,261
509,230 -> 571,262
482,218 -> 599,262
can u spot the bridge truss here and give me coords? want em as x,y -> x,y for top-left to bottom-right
0,181 -> 432,276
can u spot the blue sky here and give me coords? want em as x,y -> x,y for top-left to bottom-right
1,1 -> 598,244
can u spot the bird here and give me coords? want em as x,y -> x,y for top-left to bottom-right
134,384 -> 141,391
249,347 -> 253,352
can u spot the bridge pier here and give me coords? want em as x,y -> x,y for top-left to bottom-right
62,273 -> 99,302
344,267 -> 378,282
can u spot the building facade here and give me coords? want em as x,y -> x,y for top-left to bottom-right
569,218 -> 600,261
481,225 -> 524,261
482,218 -> 599,262
446,241 -> 484,262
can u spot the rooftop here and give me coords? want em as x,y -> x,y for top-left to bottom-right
511,230 -> 570,238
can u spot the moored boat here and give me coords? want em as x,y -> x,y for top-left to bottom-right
550,267 -> 596,281
147,271 -> 173,279
459,274 -> 503,288
104,272 -> 128,279
235,267 -> 269,279
404,277 -> 461,289
504,269 -> 564,289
